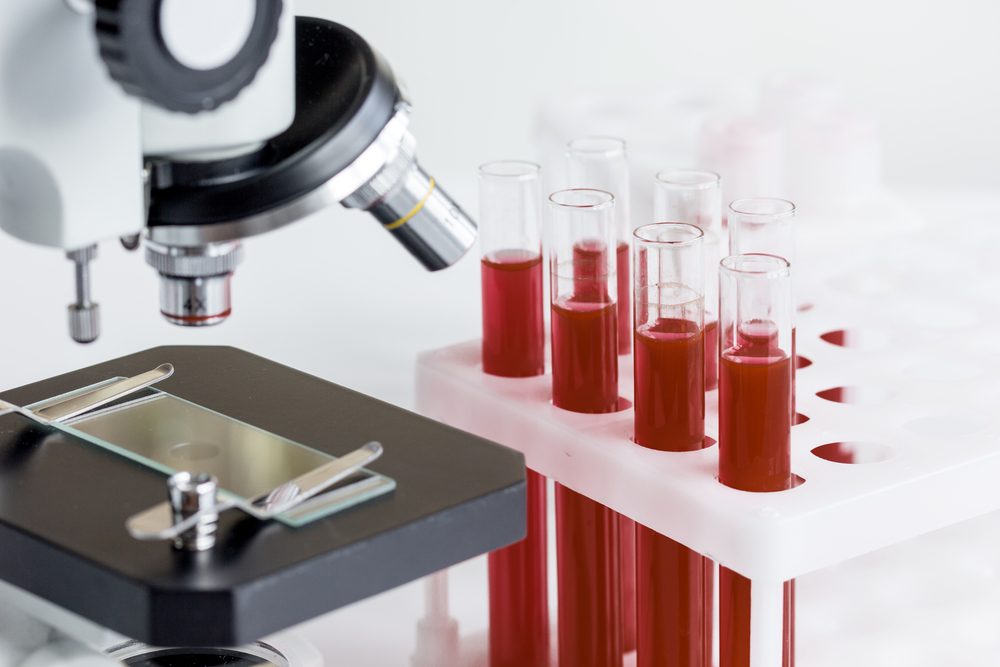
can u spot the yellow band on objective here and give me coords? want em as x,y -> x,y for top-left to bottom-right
384,178 -> 436,231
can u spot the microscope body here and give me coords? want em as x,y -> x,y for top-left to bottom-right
0,0 -> 475,341
0,0 -> 296,249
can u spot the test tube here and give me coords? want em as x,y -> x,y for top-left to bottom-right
717,253 -> 794,667
728,198 -> 800,422
566,138 -> 636,653
566,137 -> 632,357
653,170 -> 723,391
479,161 -> 546,378
477,161 -> 550,667
632,223 -> 710,667
728,199 -> 800,666
548,188 -> 622,667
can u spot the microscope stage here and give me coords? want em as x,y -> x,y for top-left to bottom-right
0,347 -> 525,646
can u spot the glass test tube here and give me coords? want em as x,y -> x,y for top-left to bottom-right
566,138 -> 636,653
632,223 -> 710,667
717,253 -> 794,667
548,188 -> 623,667
477,162 -> 550,667
566,137 -> 632,356
728,198 -> 799,666
479,161 -> 546,378
653,170 -> 723,391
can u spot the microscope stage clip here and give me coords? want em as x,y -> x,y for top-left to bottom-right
126,440 -> 384,547
3,364 -> 174,424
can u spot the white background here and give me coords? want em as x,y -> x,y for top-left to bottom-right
313,0 -> 1000,190
1,1 -> 999,664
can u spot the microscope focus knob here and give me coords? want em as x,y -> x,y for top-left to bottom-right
94,0 -> 284,113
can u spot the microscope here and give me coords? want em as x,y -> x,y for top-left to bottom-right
0,3 -> 523,666
0,0 -> 477,341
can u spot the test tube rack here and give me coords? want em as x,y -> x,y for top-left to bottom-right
415,207 -> 1000,666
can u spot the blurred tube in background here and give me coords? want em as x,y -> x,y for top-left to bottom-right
653,169 -> 723,391
565,138 -> 637,653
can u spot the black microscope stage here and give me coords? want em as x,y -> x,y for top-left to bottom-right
0,347 -> 525,646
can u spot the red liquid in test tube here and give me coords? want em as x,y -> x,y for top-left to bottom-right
478,162 -> 550,667
549,190 -> 622,667
634,319 -> 709,667
489,469 -> 549,667
632,223 -> 711,667
551,296 -> 618,412
481,250 -> 545,378
718,253 -> 795,667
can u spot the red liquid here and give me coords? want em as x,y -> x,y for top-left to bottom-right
489,469 -> 549,667
718,333 -> 793,667
704,320 -> 719,391
482,250 -> 549,664
719,572 -> 794,667
633,318 -> 710,666
556,484 -> 623,667
719,348 -> 791,492
617,243 -> 634,650
551,298 -> 618,414
616,242 -> 631,355
633,318 -> 704,450
620,514 -> 637,653
554,246 -> 621,665
481,250 -> 545,377
637,527 -> 710,667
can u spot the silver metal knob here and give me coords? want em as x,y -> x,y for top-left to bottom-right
145,241 -> 243,326
167,471 -> 219,552
66,245 -> 100,344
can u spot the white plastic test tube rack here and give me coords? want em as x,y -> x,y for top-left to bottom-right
415,208 -> 1000,666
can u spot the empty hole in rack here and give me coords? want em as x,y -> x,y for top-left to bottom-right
794,413 -> 810,425
903,415 -> 987,438
816,386 -> 889,405
796,355 -> 813,369
820,329 -> 889,350
797,302 -> 814,313
812,442 -> 893,464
